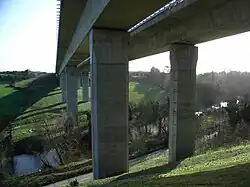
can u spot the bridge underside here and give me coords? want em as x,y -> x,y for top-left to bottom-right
57,0 -> 250,179
57,0 -> 250,72
129,0 -> 250,59
56,0 -> 171,73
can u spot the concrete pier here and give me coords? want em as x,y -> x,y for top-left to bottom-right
60,71 -> 67,103
81,72 -> 89,102
90,29 -> 129,179
168,44 -> 198,163
65,67 -> 79,121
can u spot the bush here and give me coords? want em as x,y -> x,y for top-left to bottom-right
128,100 -> 169,157
195,102 -> 250,154
69,179 -> 79,187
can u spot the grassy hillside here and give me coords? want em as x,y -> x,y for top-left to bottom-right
80,142 -> 250,187
0,74 -> 58,136
14,77 -> 37,89
0,80 -> 31,128
12,88 -> 90,142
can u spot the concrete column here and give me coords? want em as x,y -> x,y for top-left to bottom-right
88,73 -> 91,101
168,44 -> 198,163
90,28 -> 129,179
65,67 -> 79,121
82,72 -> 89,102
60,71 -> 67,103
78,77 -> 81,89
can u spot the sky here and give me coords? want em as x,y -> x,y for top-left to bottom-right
1,0 -> 250,74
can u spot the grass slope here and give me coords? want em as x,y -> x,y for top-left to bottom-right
12,88 -> 90,142
14,77 -> 37,89
0,79 -> 35,127
80,142 -> 250,187
0,75 -> 58,135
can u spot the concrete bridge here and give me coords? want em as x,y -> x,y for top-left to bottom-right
56,0 -> 250,179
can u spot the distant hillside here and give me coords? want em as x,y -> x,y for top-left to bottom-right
197,71 -> 250,100
131,69 -> 250,109
0,70 -> 46,83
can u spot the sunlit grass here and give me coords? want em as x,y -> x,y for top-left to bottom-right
14,77 -> 37,88
79,142 -> 250,187
0,82 -> 16,99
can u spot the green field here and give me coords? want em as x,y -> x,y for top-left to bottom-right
80,142 -> 250,187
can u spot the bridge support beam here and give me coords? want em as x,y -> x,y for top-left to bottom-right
90,29 -> 129,179
60,71 -> 67,103
168,44 -> 198,163
66,67 -> 79,121
82,72 -> 89,102
78,77 -> 81,89
89,73 -> 91,101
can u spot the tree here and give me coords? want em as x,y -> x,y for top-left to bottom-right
196,83 -> 221,109
150,67 -> 160,74
148,67 -> 165,87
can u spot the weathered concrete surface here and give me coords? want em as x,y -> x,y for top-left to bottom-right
78,77 -> 81,89
129,0 -> 250,60
168,44 -> 197,163
59,71 -> 67,103
81,72 -> 89,102
90,29 -> 129,179
65,67 -> 79,120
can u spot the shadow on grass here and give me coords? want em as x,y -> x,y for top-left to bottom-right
15,101 -> 84,121
21,102 -> 63,115
154,163 -> 250,186
129,148 -> 168,166
90,163 -> 250,187
116,162 -> 180,182
0,73 -> 59,132
15,107 -> 65,121
15,101 -> 85,122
